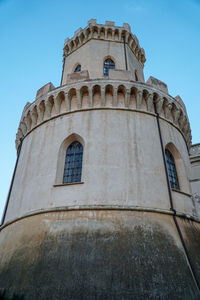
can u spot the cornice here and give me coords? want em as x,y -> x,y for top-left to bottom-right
16,80 -> 192,150
1,204 -> 200,231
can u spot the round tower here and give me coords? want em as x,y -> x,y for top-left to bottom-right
1,19 -> 200,299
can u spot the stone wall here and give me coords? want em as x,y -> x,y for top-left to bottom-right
0,210 -> 200,299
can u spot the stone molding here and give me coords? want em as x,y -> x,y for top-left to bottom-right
192,193 -> 200,218
16,80 -> 192,149
193,193 -> 200,203
1,204 -> 200,231
190,143 -> 200,157
63,20 -> 146,66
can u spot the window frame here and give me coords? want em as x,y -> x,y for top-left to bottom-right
74,64 -> 81,73
63,141 -> 83,184
55,133 -> 85,186
103,57 -> 115,76
165,148 -> 180,190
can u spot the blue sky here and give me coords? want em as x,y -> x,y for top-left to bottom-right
0,0 -> 200,219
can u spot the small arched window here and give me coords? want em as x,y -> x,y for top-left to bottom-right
63,141 -> 83,184
165,149 -> 180,190
104,58 -> 115,76
74,65 -> 81,73
135,70 -> 139,81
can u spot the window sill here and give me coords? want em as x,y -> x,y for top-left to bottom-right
53,182 -> 84,187
172,188 -> 191,197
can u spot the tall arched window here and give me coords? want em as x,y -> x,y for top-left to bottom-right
63,141 -> 83,183
74,64 -> 81,72
135,70 -> 139,81
104,58 -> 115,76
165,149 -> 180,190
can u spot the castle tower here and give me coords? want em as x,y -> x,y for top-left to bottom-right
1,20 -> 200,299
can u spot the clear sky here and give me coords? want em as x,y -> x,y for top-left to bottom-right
0,0 -> 200,219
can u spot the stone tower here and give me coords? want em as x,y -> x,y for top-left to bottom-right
1,19 -> 200,299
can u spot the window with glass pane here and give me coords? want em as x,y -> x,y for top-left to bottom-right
165,149 -> 179,190
104,58 -> 115,76
63,141 -> 83,183
74,65 -> 81,72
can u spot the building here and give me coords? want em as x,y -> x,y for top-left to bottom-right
0,19 -> 200,299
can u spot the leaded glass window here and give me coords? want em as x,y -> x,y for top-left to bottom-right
74,65 -> 81,72
63,141 -> 83,184
165,149 -> 179,190
104,58 -> 115,76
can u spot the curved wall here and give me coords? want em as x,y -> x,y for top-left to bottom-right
1,210 -> 200,299
5,101 -> 193,223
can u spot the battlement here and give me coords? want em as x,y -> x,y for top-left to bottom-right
15,80 -> 191,150
63,19 -> 146,66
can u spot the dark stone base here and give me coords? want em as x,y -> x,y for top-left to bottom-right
0,210 -> 199,299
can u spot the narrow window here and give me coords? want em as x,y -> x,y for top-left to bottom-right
165,149 -> 179,190
74,65 -> 81,72
63,141 -> 83,183
104,58 -> 115,76
135,70 -> 139,81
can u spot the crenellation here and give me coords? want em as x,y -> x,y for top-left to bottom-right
74,27 -> 82,37
64,37 -> 69,47
87,19 -> 97,26
105,21 -> 115,26
123,23 -> 131,32
15,79 -> 191,151
62,20 -> 146,66
35,82 -> 55,100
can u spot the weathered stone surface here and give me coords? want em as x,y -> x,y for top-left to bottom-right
190,143 -> 200,200
7,109 -> 193,223
177,217 -> 200,286
67,70 -> 89,84
109,69 -> 131,81
0,211 -> 199,299
146,76 -> 168,94
35,82 -> 55,100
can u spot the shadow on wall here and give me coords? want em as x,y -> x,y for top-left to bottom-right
0,212 -> 199,299
0,290 -> 24,300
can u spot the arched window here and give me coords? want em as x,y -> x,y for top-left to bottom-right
74,64 -> 81,72
63,141 -> 83,183
135,70 -> 139,81
104,58 -> 115,76
165,149 -> 180,190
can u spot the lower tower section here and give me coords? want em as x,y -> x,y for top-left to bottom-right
0,209 -> 200,299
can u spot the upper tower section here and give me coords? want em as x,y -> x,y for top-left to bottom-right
61,19 -> 146,85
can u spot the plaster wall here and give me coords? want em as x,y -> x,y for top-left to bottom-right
0,210 -> 199,299
191,169 -> 200,195
5,109 -> 192,223
159,119 -> 193,212
190,144 -> 200,196
62,39 -> 144,85
126,45 -> 144,82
